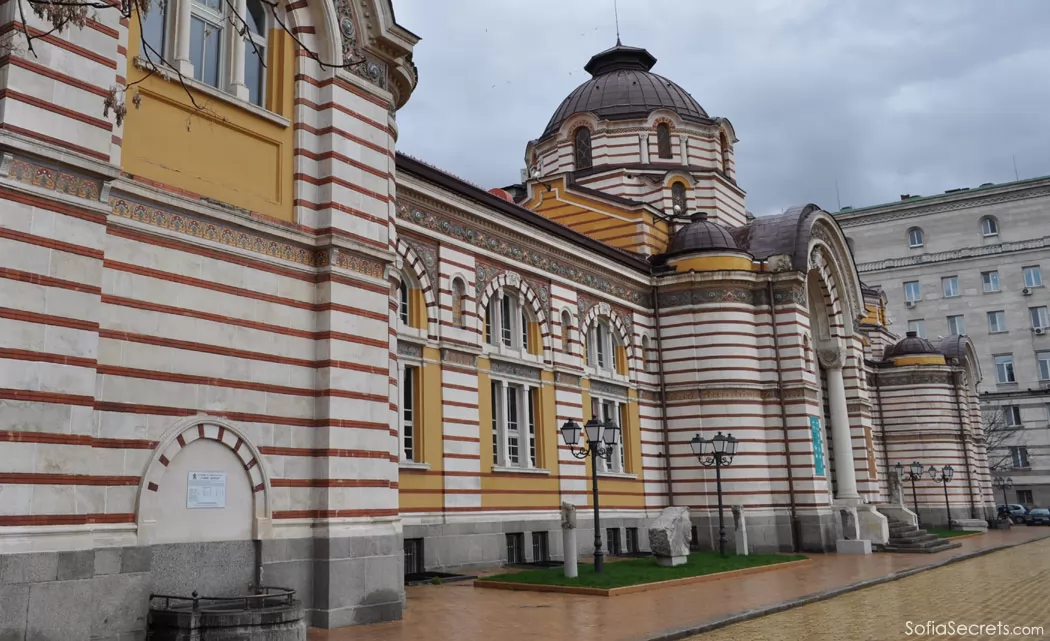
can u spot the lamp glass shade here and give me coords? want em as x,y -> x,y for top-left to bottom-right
602,419 -> 620,445
927,465 -> 939,481
725,434 -> 739,457
895,462 -> 905,480
560,420 -> 581,447
943,465 -> 954,482
690,434 -> 705,457
910,461 -> 924,478
584,418 -> 604,445
712,432 -> 728,455
1006,477 -> 1014,489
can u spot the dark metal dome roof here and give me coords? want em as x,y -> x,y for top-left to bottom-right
541,44 -> 710,139
666,213 -> 738,257
884,331 -> 941,359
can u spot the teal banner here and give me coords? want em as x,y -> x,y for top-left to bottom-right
810,416 -> 825,476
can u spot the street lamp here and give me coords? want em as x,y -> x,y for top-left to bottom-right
928,465 -> 955,530
560,415 -> 620,574
993,476 -> 1014,508
691,431 -> 739,557
896,461 -> 926,527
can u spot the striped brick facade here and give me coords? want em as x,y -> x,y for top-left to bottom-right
0,4 -> 996,638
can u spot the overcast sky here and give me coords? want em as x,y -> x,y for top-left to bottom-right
392,0 -> 1050,216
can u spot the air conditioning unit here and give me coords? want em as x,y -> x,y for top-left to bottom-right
1023,287 -> 1033,296
1036,327 -> 1047,336
905,300 -> 916,308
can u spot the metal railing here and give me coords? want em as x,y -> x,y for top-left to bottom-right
149,586 -> 295,612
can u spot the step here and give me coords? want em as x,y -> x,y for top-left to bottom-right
882,540 -> 962,554
889,532 -> 938,545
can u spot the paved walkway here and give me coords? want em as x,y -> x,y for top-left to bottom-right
310,528 -> 1050,641
691,535 -> 1050,641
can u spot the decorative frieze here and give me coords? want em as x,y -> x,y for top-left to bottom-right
441,349 -> 477,368
397,200 -> 650,306
6,155 -> 102,201
555,372 -> 582,387
590,380 -> 628,400
656,284 -> 806,309
397,341 -> 423,359
332,0 -> 389,90
877,371 -> 954,388
490,359 -> 541,381
403,236 -> 439,288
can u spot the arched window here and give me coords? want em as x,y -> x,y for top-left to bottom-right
671,182 -> 687,214
803,335 -> 814,373
656,123 -> 672,159
561,310 -> 572,353
719,131 -> 730,174
451,278 -> 466,328
981,216 -> 999,237
587,317 -> 626,376
907,227 -> 924,248
485,288 -> 539,355
641,335 -> 652,373
139,0 -> 272,107
574,127 -> 592,170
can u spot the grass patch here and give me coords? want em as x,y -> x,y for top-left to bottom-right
481,551 -> 807,590
927,528 -> 979,538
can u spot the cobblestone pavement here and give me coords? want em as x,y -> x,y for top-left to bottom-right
310,528 -> 1050,641
692,535 -> 1050,641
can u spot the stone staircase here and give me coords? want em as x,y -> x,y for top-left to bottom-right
882,516 -> 962,554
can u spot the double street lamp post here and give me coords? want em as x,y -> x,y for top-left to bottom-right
896,461 -> 926,527
560,416 -> 621,574
928,465 -> 955,530
690,431 -> 739,557
993,476 -> 1013,507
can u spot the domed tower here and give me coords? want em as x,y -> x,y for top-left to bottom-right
519,43 -> 744,256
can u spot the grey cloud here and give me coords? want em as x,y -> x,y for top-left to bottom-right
393,0 -> 1050,216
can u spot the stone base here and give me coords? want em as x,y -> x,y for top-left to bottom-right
835,539 -> 872,555
655,555 -> 687,567
954,518 -> 989,532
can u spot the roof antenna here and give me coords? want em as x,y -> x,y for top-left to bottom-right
614,0 -> 622,45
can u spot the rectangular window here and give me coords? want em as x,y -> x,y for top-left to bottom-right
505,533 -> 525,565
531,532 -> 549,563
1017,489 -> 1034,505
942,276 -> 960,298
982,271 -> 1000,293
402,365 -> 416,461
596,324 -> 607,369
1004,405 -> 1023,427
189,8 -> 223,88
527,387 -> 537,467
1038,351 -> 1050,381
995,354 -> 1016,384
403,538 -> 425,576
521,310 -> 530,352
904,281 -> 921,303
506,386 -> 519,465
907,319 -> 926,338
399,282 -> 410,327
625,527 -> 640,554
244,0 -> 267,106
1010,446 -> 1030,469
1025,266 -> 1043,288
606,528 -> 622,556
947,315 -> 965,336
1031,307 -> 1049,330
491,380 -> 499,462
140,0 -> 167,62
988,311 -> 1007,333
500,294 -> 513,347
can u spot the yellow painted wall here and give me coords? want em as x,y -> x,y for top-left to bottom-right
670,254 -> 755,272
397,348 -> 444,512
410,289 -> 428,329
893,355 -> 946,366
123,10 -> 295,222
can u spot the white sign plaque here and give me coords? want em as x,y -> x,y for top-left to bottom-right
187,472 -> 226,509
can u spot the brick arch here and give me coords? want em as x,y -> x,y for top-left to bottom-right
136,415 -> 272,539
478,273 -> 554,362
395,238 -> 438,338
581,302 -> 633,366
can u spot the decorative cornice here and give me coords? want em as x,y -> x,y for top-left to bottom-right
395,199 -> 651,307
877,370 -> 954,388
856,235 -> 1050,273
655,284 -> 805,309
397,341 -> 423,359
441,349 -> 476,367
590,380 -> 628,400
555,371 -> 582,387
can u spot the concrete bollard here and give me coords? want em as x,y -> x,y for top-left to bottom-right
561,502 -> 578,578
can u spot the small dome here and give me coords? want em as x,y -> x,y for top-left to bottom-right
541,43 -> 710,139
884,331 -> 940,359
665,213 -> 738,257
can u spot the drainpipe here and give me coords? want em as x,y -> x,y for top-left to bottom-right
873,362 -> 890,499
952,369 -> 978,519
652,284 -> 675,505
767,280 -> 799,552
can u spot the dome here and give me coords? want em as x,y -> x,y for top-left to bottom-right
541,43 -> 710,139
884,331 -> 940,359
665,213 -> 738,257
